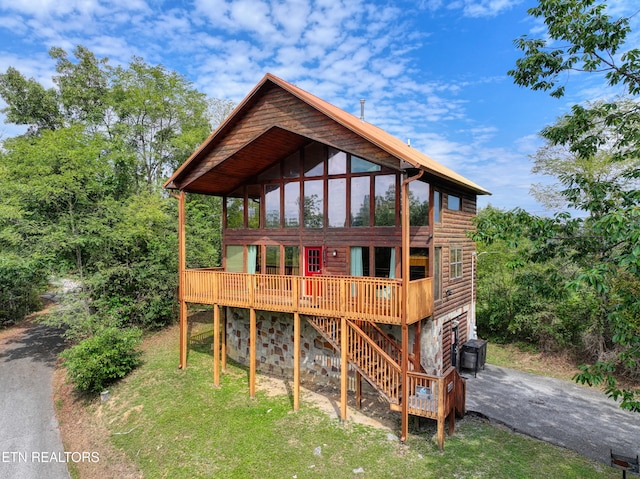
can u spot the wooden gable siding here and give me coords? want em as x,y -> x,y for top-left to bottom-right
177,84 -> 402,195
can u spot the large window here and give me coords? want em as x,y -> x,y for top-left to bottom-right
284,181 -> 300,227
350,247 -> 370,276
409,181 -> 429,226
266,246 -> 280,274
265,184 -> 281,228
226,245 -> 244,272
351,156 -> 381,173
374,175 -> 396,226
410,248 -> 429,280
247,195 -> 260,228
226,142 -> 409,231
450,246 -> 463,280
303,179 -> 323,227
328,178 -> 346,227
284,246 -> 299,275
304,143 -> 324,176
226,196 -> 244,228
350,176 -> 370,226
434,247 -> 442,300
328,147 -> 346,175
374,247 -> 395,278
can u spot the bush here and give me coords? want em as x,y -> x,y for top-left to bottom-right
60,327 -> 143,394
0,254 -> 47,327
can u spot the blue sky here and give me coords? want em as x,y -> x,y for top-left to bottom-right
0,0 -> 638,213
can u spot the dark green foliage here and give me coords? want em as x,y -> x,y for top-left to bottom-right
60,327 -> 143,394
0,46 -> 227,389
0,255 -> 47,327
473,207 -> 593,351
505,0 -> 640,412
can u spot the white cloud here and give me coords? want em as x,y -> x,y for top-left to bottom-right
417,0 -> 521,17
462,0 -> 522,18
0,0 -> 581,214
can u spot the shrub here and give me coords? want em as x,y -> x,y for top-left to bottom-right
0,254 -> 47,327
60,327 -> 143,394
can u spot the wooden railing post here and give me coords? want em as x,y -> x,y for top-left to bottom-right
247,274 -> 255,308
292,276 -> 299,311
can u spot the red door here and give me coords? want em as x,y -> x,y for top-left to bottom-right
304,247 -> 322,296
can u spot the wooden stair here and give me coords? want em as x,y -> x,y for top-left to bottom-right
307,315 -> 466,449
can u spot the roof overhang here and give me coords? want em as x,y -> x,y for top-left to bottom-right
164,73 -> 491,197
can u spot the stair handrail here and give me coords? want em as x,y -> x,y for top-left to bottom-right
345,320 -> 402,403
306,316 -> 402,403
353,320 -> 402,364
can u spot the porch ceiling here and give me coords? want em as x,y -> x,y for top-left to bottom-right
181,126 -> 312,196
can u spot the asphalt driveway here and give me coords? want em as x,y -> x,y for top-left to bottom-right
0,322 -> 70,479
465,363 -> 640,466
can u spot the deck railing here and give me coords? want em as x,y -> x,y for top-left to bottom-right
181,270 -> 433,325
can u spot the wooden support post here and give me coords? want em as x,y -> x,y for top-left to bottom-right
250,308 -> 257,398
221,307 -> 227,372
179,301 -> 188,369
175,190 -> 188,370
293,312 -> 300,411
213,304 -> 220,387
340,316 -> 348,423
355,371 -> 362,410
399,170 -> 424,442
437,377 -> 446,451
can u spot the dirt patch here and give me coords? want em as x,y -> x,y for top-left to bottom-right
53,366 -> 143,479
257,374 -> 400,431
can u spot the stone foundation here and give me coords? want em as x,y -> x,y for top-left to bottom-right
225,308 -> 370,391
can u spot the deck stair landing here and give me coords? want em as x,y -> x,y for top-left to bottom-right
306,316 -> 465,427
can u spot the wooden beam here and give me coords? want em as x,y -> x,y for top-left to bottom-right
355,371 -> 362,410
340,316 -> 348,423
176,190 -> 188,369
293,312 -> 300,411
213,304 -> 220,387
250,308 -> 257,398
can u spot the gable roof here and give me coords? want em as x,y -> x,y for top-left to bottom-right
164,73 -> 490,196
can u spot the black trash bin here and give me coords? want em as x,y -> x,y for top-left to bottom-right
461,339 -> 487,377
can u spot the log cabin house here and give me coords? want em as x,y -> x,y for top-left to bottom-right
164,73 -> 490,449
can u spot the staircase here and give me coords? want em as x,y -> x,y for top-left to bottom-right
307,315 -> 466,448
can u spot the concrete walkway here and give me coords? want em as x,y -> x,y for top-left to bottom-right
464,363 -> 640,466
0,323 -> 70,479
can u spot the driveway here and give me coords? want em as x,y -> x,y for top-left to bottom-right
465,363 -> 640,466
0,322 -> 70,479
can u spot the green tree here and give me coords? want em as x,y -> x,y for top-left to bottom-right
110,57 -> 211,190
507,0 -> 640,411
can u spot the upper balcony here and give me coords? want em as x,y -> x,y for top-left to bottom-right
182,269 -> 433,325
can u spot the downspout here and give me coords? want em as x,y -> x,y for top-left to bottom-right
400,169 -> 424,443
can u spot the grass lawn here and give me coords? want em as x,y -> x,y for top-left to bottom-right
83,325 -> 618,479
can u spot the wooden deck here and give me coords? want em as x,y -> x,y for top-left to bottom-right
182,269 -> 433,325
